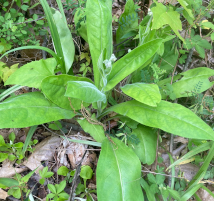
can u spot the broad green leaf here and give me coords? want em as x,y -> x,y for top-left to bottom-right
97,137 -> 144,201
48,121 -> 62,130
5,58 -> 56,89
65,81 -> 106,103
0,135 -> 5,146
116,0 -> 138,44
52,8 -> 75,73
86,0 -> 112,88
77,115 -> 106,143
74,9 -> 88,42
102,100 -> 214,141
130,125 -> 157,165
56,180 -> 66,194
57,166 -> 69,176
0,92 -> 75,128
14,142 -> 24,148
0,178 -> 19,187
9,132 -> 15,142
8,188 -> 21,199
56,0 -> 67,24
0,153 -> 8,162
48,184 -> 56,194
41,75 -> 92,110
177,0 -> 194,19
80,166 -> 93,180
156,40 -> 179,71
105,39 -> 162,91
151,1 -> 184,41
183,10 -> 194,25
140,178 -> 155,201
58,192 -> 69,199
121,83 -> 161,107
172,67 -> 214,98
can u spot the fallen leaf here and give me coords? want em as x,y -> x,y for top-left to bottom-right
23,136 -> 61,173
0,159 -> 27,178
0,189 -> 8,199
197,188 -> 214,201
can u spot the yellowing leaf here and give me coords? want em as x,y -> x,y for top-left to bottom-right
178,157 -> 195,165
151,1 -> 184,41
80,52 -> 91,64
1,63 -> 19,82
0,38 -> 11,54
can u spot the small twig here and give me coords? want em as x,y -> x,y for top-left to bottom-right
113,36 -> 134,47
154,129 -> 160,170
42,124 -> 61,136
69,150 -> 87,201
72,38 -> 81,55
42,35 -> 48,59
142,170 -> 186,179
81,102 -> 106,130
68,97 -> 77,114
14,17 -> 45,25
183,48 -> 194,72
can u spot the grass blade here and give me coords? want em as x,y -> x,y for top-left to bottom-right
140,178 -> 156,201
22,125 -> 38,155
40,0 -> 65,73
0,46 -> 62,67
189,142 -> 214,186
56,0 -> 67,24
61,136 -> 101,147
167,141 -> 213,170
0,85 -> 22,101
180,184 -> 204,201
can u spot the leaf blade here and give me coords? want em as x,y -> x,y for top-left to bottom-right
65,81 -> 106,103
86,0 -> 112,88
5,58 -> 57,89
103,100 -> 214,141
0,92 -> 75,128
41,75 -> 92,110
105,39 -> 162,91
121,83 -> 161,107
97,137 -> 144,201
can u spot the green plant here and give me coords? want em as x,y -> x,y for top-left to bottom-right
57,166 -> 76,183
0,0 -> 46,53
39,166 -> 54,185
1,0 -> 214,200
0,132 -> 37,164
0,168 -> 38,200
79,62 -> 92,77
0,61 -> 18,82
75,165 -> 96,201
46,180 -> 69,201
